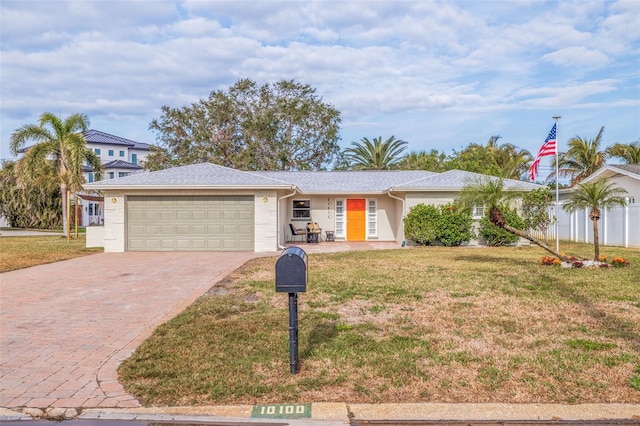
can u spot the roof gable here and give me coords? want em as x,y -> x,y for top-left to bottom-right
581,164 -> 640,184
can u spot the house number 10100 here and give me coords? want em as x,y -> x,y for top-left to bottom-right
260,405 -> 305,414
251,403 -> 311,418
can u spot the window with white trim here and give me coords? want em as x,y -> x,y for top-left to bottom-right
292,199 -> 311,220
367,199 -> 378,238
472,205 -> 485,219
335,199 -> 345,238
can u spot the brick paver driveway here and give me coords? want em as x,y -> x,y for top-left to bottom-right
0,251 -> 261,409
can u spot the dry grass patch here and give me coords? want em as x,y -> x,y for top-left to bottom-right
0,235 -> 102,272
119,243 -> 640,406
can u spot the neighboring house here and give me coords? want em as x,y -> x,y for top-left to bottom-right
14,129 -> 151,228
553,163 -> 640,248
83,163 -> 541,253
80,130 -> 151,226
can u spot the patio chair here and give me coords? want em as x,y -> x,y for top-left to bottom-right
289,223 -> 307,243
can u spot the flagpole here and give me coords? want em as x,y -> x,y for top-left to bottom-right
553,116 -> 561,254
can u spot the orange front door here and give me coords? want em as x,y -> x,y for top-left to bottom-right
346,199 -> 366,241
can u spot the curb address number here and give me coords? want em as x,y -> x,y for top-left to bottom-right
251,403 -> 311,419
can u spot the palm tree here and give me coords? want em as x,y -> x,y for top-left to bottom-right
562,178 -> 627,261
344,136 -> 408,170
553,126 -> 608,186
399,149 -> 446,172
10,112 -> 102,236
491,143 -> 533,180
446,136 -> 532,179
458,177 -> 569,261
607,141 -> 640,164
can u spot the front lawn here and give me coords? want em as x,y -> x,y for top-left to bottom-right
119,243 -> 640,406
0,235 -> 102,272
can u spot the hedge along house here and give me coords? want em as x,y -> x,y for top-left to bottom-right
83,162 -> 542,252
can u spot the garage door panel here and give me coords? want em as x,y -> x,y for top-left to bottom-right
161,210 -> 176,220
127,195 -> 254,252
192,224 -> 206,234
145,210 -> 161,220
192,210 -> 206,220
175,210 -> 190,220
238,210 -> 252,220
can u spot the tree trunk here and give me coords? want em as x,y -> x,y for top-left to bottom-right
61,182 -> 68,237
503,223 -> 570,262
592,219 -> 600,262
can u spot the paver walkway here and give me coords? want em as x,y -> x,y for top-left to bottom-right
0,251 -> 260,408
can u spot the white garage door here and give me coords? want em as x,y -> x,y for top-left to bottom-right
127,195 -> 254,251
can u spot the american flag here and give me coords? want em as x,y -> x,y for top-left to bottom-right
528,123 -> 557,181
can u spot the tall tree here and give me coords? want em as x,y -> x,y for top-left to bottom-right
343,136 -> 408,170
457,177 -> 569,261
562,178 -> 627,261
553,126 -> 608,186
398,149 -> 446,172
9,112 -> 101,236
607,140 -> 640,164
146,78 -> 341,171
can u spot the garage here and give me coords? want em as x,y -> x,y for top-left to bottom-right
127,195 -> 254,251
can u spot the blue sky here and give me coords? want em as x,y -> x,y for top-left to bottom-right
1,0 -> 639,177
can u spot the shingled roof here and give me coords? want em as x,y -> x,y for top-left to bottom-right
390,170 -> 541,191
84,163 -> 293,190
84,162 -> 544,193
255,170 -> 438,193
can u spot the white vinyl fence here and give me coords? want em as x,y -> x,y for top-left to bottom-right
534,202 -> 640,249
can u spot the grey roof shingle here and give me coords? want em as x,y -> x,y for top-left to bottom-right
392,170 -> 542,191
254,170 -> 438,193
84,162 -> 293,189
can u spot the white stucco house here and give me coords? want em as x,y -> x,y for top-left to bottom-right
83,162 -> 541,252
554,163 -> 640,248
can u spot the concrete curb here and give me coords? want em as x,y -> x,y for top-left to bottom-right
4,403 -> 639,424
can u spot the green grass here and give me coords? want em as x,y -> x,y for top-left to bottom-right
118,242 -> 640,406
0,235 -> 102,272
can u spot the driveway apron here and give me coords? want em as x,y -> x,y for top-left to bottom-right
0,251 -> 261,409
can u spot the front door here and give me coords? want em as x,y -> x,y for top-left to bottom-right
346,199 -> 366,241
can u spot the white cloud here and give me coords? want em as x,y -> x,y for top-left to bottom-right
1,0 -> 638,161
541,46 -> 610,67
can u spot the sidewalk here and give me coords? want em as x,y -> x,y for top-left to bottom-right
0,229 -> 63,237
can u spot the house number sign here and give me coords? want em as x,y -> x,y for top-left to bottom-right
251,403 -> 311,419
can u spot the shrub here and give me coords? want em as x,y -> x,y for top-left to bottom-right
404,203 -> 439,245
436,203 -> 473,246
404,203 -> 474,247
478,206 -> 525,246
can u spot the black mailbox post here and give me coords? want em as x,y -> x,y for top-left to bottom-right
275,247 -> 307,374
